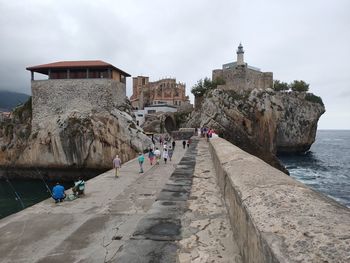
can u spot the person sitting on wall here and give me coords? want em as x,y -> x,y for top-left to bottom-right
72,177 -> 85,196
52,182 -> 66,203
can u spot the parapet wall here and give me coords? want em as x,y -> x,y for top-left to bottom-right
31,79 -> 126,130
209,137 -> 350,263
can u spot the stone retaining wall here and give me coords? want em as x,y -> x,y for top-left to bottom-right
31,79 -> 125,130
209,137 -> 350,263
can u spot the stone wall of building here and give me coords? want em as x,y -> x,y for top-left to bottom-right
31,79 -> 126,130
213,66 -> 273,92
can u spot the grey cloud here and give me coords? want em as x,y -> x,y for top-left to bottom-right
0,0 -> 349,128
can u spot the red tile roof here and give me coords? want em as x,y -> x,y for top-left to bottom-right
26,60 -> 130,76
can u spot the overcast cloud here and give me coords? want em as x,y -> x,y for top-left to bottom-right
0,0 -> 349,129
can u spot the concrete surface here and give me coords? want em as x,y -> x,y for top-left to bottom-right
210,137 -> 350,263
178,139 -> 242,263
0,142 -> 187,263
0,139 -> 240,263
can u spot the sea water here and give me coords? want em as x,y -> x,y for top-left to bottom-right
0,179 -> 73,219
279,130 -> 350,208
1,131 -> 349,219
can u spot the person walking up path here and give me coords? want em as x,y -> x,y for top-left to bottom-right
148,148 -> 155,165
154,147 -> 161,165
163,148 -> 169,164
138,153 -> 145,173
168,146 -> 173,161
113,155 -> 122,178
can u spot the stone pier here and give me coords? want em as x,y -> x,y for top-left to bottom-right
1,137 -> 349,262
0,139 -> 238,262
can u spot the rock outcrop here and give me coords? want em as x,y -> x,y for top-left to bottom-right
186,88 -> 325,172
142,112 -> 179,134
0,98 -> 151,170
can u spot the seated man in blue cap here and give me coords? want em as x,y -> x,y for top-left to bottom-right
52,182 -> 66,203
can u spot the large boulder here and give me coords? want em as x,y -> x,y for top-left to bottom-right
0,99 -> 151,170
186,88 -> 325,172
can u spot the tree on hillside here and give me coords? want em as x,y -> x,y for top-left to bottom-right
290,80 -> 309,92
273,80 -> 289,91
191,77 -> 225,97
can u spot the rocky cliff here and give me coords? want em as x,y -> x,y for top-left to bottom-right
0,98 -> 151,170
186,88 -> 325,172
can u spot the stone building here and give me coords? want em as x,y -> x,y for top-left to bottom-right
212,43 -> 273,92
130,76 -> 191,110
26,60 -> 130,130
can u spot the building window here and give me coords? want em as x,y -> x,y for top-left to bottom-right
137,114 -> 144,117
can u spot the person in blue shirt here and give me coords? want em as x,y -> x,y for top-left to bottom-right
52,182 -> 66,203
138,152 -> 145,173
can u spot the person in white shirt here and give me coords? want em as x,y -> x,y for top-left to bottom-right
163,148 -> 169,164
154,147 -> 161,165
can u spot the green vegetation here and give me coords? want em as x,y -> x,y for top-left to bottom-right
273,80 -> 310,92
290,80 -> 309,92
12,97 -> 32,122
273,79 -> 323,106
191,77 -> 225,97
305,93 -> 324,106
273,80 -> 289,91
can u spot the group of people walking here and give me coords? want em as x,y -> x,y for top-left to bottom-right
200,127 -> 215,141
52,137 -> 192,204
112,140 -> 180,177
147,141 -> 175,166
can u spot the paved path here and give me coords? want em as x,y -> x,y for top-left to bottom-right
0,139 -> 240,263
177,139 -> 241,263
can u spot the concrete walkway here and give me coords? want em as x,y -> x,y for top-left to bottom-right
177,139 -> 241,262
0,139 -> 239,263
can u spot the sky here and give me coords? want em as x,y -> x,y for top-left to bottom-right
0,0 -> 349,129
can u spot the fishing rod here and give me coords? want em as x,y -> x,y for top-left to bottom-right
5,176 -> 25,209
36,168 -> 52,196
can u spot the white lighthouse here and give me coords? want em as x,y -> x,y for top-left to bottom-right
236,43 -> 245,66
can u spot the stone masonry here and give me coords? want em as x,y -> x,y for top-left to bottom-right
31,79 -> 126,130
212,44 -> 273,92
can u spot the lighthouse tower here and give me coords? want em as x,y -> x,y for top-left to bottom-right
236,43 -> 245,66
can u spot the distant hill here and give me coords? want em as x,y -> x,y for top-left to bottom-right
0,90 -> 30,111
